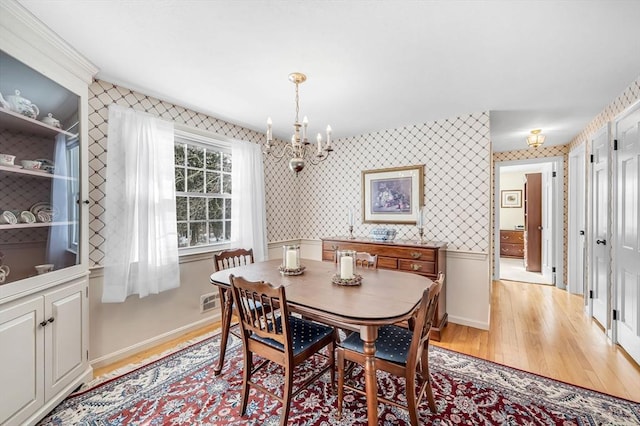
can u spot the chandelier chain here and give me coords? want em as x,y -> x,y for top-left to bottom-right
295,82 -> 300,124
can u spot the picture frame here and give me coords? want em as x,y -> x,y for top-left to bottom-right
501,189 -> 522,208
361,165 -> 424,224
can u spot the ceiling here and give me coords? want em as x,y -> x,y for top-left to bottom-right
17,0 -> 640,152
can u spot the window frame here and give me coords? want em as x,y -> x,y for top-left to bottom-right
174,128 -> 233,256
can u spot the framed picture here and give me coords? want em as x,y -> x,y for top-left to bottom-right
501,190 -> 522,208
361,165 -> 424,224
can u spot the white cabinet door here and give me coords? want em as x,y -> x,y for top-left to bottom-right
44,280 -> 87,400
0,296 -> 44,426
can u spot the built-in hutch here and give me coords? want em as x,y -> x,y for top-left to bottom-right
0,1 -> 97,424
321,237 -> 447,341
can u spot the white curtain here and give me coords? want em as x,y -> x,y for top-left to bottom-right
230,140 -> 268,261
102,104 -> 179,303
46,133 -> 72,268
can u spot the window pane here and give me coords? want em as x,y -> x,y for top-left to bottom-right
222,153 -> 232,172
174,143 -> 185,165
177,223 -> 189,247
224,220 -> 231,240
224,198 -> 231,219
186,169 -> 204,193
175,167 -> 185,192
189,222 -> 207,246
189,197 -> 207,220
209,221 -> 223,242
208,198 -> 223,220
206,151 -> 221,170
222,174 -> 231,194
206,171 -> 221,193
176,196 -> 188,220
187,146 -> 204,168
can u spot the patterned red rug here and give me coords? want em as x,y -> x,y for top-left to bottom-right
38,328 -> 639,425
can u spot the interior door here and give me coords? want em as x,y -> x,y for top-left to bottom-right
541,166 -> 554,282
590,124 -> 610,329
615,103 -> 640,365
525,173 -> 542,272
569,145 -> 586,295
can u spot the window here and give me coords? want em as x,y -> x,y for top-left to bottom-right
174,131 -> 232,249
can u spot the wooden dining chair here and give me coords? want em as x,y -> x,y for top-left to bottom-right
355,252 -> 378,269
230,274 -> 336,426
213,248 -> 256,375
336,273 -> 444,425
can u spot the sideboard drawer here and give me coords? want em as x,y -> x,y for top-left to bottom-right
378,257 -> 398,269
398,259 -> 436,275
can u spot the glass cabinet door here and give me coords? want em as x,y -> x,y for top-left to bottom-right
0,50 -> 82,284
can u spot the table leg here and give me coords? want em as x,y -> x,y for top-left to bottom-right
214,287 -> 232,375
360,325 -> 379,426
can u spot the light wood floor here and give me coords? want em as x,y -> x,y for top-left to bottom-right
95,279 -> 640,402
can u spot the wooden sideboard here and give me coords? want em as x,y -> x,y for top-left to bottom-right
499,230 -> 524,258
321,237 -> 448,341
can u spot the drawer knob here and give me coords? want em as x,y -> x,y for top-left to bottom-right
410,264 -> 422,271
331,245 -> 338,250
410,252 -> 422,259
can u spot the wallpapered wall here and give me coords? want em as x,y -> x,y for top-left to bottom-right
87,80 -> 492,265
87,79 -> 298,266
296,113 -> 492,252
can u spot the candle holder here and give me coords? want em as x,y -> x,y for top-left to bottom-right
279,244 -> 305,275
417,227 -> 425,244
333,249 -> 361,286
348,225 -> 355,239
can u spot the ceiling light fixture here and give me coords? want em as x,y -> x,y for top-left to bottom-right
526,129 -> 545,148
264,72 -> 333,174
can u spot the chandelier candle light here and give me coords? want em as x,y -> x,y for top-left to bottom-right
264,72 -> 333,174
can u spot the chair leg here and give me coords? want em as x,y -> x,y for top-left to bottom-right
280,364 -> 294,426
406,372 -> 419,426
240,350 -> 252,416
423,357 -> 437,413
336,347 -> 344,418
329,339 -> 335,390
214,287 -> 233,375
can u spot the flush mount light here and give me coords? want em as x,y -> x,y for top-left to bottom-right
527,129 -> 545,148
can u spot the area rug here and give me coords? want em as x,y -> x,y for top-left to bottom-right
38,328 -> 640,425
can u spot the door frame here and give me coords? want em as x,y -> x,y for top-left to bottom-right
494,157 -> 565,287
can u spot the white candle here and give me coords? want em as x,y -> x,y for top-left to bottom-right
326,125 -> 332,147
266,117 -> 272,140
317,133 -> 322,154
285,249 -> 298,269
302,116 -> 308,141
348,208 -> 354,226
340,256 -> 354,279
416,206 -> 423,227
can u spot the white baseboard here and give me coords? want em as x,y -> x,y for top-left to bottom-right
448,315 -> 490,330
90,315 -> 219,369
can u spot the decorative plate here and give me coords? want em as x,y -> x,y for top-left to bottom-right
331,273 -> 363,286
278,265 -> 306,276
30,202 -> 59,219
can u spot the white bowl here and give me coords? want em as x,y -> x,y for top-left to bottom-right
34,264 -> 54,274
0,153 -> 15,165
20,160 -> 41,170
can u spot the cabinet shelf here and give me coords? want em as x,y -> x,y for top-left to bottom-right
0,221 -> 77,230
0,164 -> 75,181
0,107 -> 78,138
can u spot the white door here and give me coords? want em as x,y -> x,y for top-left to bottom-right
615,103 -> 640,364
590,124 -> 610,329
44,281 -> 87,400
541,165 -> 554,283
0,296 -> 44,426
569,144 -> 586,295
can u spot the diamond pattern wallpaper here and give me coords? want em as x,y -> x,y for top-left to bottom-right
297,113 -> 492,252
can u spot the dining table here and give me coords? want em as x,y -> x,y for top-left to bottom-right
209,258 -> 432,426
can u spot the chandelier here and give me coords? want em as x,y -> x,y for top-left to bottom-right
526,129 -> 545,148
264,72 -> 333,174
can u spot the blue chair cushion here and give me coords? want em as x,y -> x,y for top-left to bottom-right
340,324 -> 412,365
251,316 -> 334,356
233,298 -> 265,312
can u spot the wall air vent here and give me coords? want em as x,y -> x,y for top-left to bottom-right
200,292 -> 219,313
